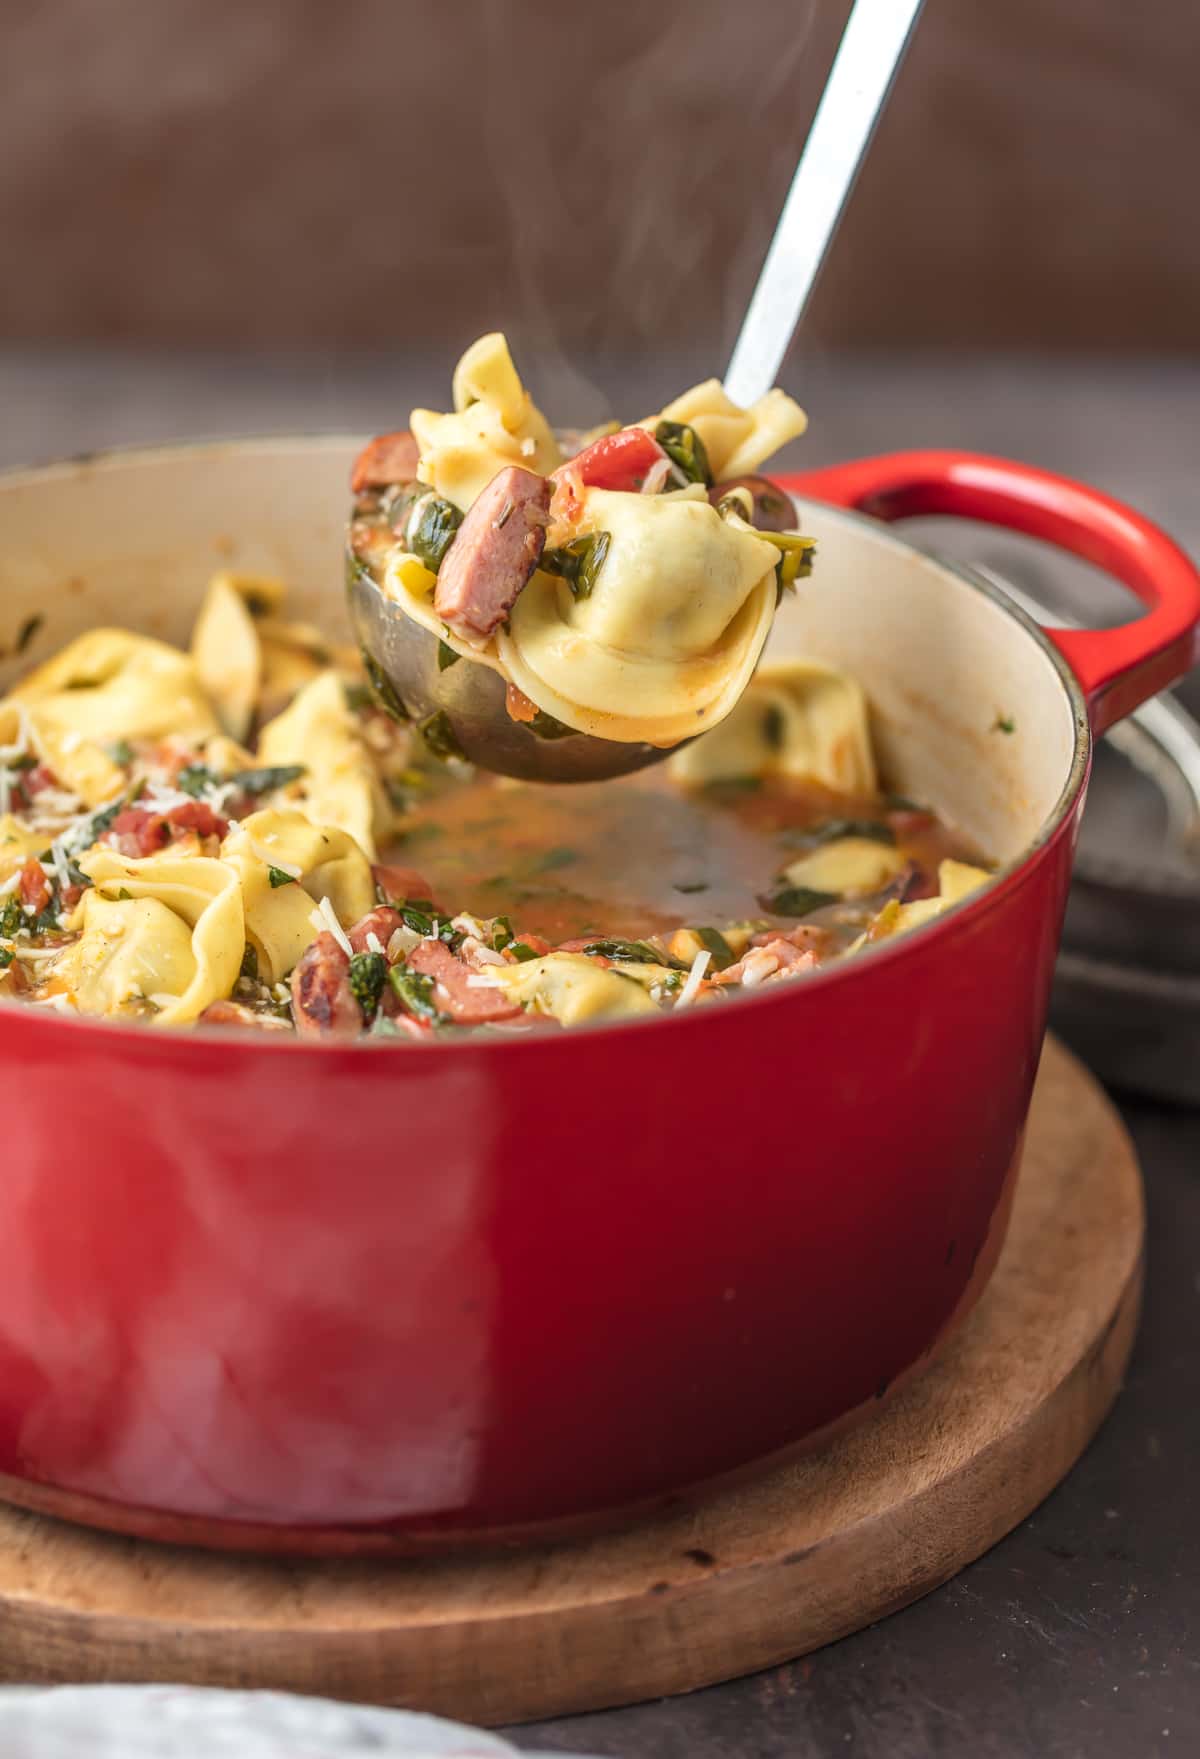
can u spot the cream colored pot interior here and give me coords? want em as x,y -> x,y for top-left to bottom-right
0,440 -> 1081,864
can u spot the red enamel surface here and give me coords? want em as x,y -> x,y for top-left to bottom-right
0,451 -> 1195,1552
790,451 -> 1200,735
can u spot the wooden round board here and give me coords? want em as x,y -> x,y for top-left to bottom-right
0,1037 -> 1143,1726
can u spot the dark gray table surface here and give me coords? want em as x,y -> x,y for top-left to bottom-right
3,349 -> 1196,1759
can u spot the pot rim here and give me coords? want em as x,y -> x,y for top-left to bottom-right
0,435 -> 1092,1059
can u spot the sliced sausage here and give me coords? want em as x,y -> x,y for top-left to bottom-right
405,938 -> 520,1024
350,430 -> 420,495
348,905 -> 405,956
716,937 -> 816,986
709,474 -> 797,532
434,466 -> 551,638
290,932 -> 363,1039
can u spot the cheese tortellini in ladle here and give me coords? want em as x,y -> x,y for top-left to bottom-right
375,333 -> 813,747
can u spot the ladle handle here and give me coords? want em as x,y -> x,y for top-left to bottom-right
784,451 -> 1200,736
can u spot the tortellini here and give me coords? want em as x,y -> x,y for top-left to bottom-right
489,952 -> 658,1025
65,850 -> 244,1024
668,659 -> 878,795
855,859 -> 992,952
221,809 -> 376,984
2,630 -> 218,805
411,332 -> 561,512
780,837 -> 907,897
385,333 -> 813,745
496,488 -> 782,746
641,380 -> 808,481
191,573 -> 262,742
258,672 -> 389,859
0,815 -> 49,883
45,806 -> 378,1020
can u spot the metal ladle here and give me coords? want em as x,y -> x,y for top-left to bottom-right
349,0 -> 925,782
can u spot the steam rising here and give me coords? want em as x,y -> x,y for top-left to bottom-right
480,0 -> 819,421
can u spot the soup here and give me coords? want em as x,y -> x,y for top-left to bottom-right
0,572 -> 989,1041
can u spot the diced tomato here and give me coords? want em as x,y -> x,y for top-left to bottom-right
510,932 -> 551,957
12,762 -> 59,809
553,426 -> 665,493
103,801 -> 228,858
164,800 -> 229,841
505,683 -> 538,724
17,858 -> 52,916
372,863 -> 434,906
104,808 -> 171,857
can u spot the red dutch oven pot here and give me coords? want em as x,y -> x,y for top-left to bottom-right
0,442 -> 1196,1553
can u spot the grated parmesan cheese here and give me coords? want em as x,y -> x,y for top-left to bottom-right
366,931 -> 385,957
386,925 -> 423,961
249,841 -> 302,879
675,947 -> 711,1009
139,783 -> 196,815
464,939 -> 506,967
310,896 -> 353,958
50,842 -> 72,891
465,973 -> 503,989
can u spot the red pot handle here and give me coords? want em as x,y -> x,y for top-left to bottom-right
779,451 -> 1200,735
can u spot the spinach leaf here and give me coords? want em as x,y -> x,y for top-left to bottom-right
540,531 -> 611,601
436,639 -> 460,672
389,966 -> 445,1023
176,763 -> 217,798
763,886 -> 838,918
781,818 -> 897,851
581,938 -> 688,972
232,764 -> 306,796
267,866 -> 295,889
348,950 -> 387,1023
654,420 -> 711,486
760,531 -> 816,595
364,655 -> 411,724
15,613 -> 43,655
529,709 -> 578,740
407,496 -> 463,572
419,710 -> 467,762
532,846 -> 579,873
692,926 -> 735,971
